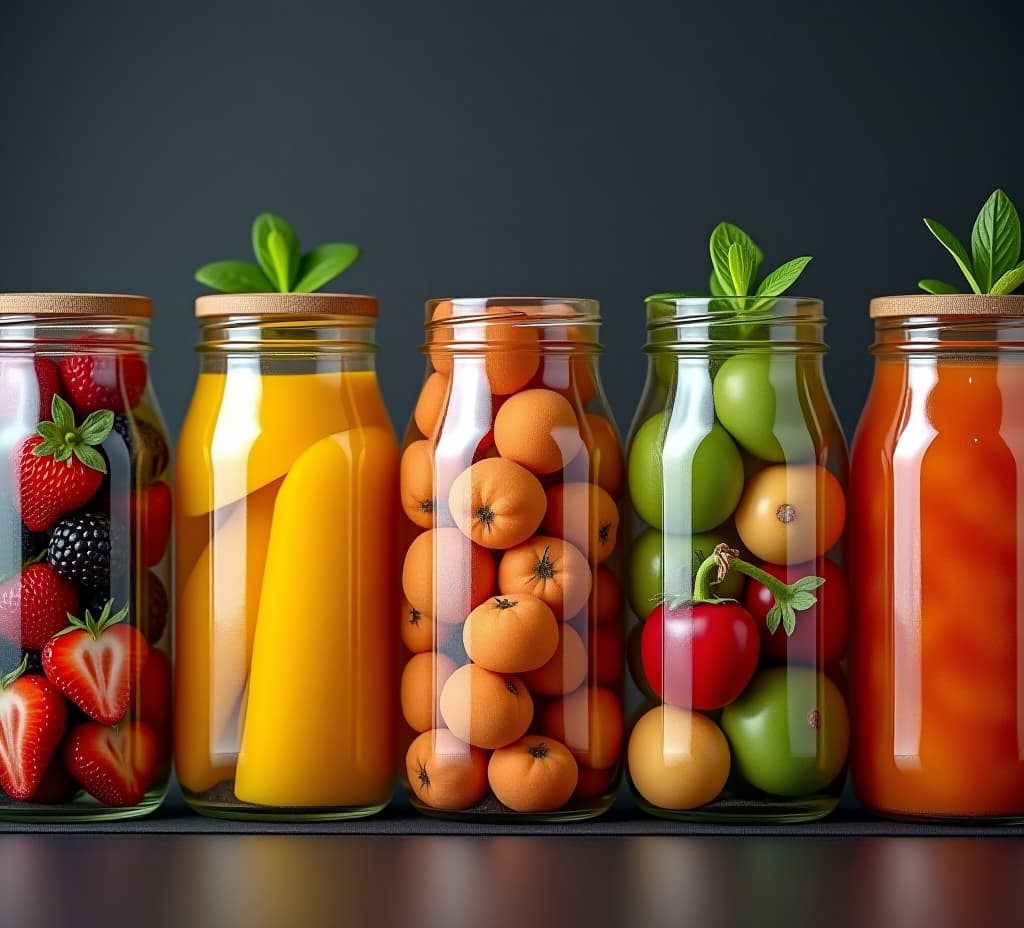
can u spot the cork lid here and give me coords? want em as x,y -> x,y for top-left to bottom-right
195,293 -> 378,318
871,294 -> 1024,318
0,293 -> 152,317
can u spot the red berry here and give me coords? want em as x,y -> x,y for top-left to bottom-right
0,663 -> 68,800
63,720 -> 158,807
0,563 -> 79,652
133,482 -> 171,568
28,756 -> 80,804
34,359 -> 61,418
59,354 -> 147,415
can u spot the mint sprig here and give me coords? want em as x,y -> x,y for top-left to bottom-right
32,395 -> 112,474
920,189 -> 1024,295
196,212 -> 361,294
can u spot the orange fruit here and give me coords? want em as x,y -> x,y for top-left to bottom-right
414,372 -> 449,438
542,482 -> 619,564
401,652 -> 456,733
531,353 -> 598,408
487,735 -> 579,812
463,594 -> 559,674
407,728 -> 488,811
402,527 -> 497,624
401,440 -> 436,529
400,598 -> 434,653
439,664 -> 534,749
522,623 -> 588,696
541,686 -> 624,770
574,764 -> 615,800
590,622 -> 624,687
498,535 -> 592,620
448,458 -> 547,550
595,566 -> 623,625
493,389 -> 583,475
581,414 -> 623,499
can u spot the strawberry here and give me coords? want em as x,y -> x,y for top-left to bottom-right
59,354 -> 147,416
0,657 -> 68,800
34,359 -> 61,419
41,600 -> 149,726
12,395 -> 113,532
133,482 -> 171,567
0,563 -> 79,651
131,648 -> 170,734
63,720 -> 157,807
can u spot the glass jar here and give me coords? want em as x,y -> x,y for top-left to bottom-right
175,293 -> 398,820
625,297 -> 850,822
0,293 -> 171,822
400,297 -> 626,821
851,294 -> 1024,821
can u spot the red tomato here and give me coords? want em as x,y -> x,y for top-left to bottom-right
744,559 -> 848,666
640,603 -> 760,710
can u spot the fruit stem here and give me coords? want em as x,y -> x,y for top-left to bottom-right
0,654 -> 29,689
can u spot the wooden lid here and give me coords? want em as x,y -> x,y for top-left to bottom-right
871,294 -> 1024,318
195,293 -> 378,318
0,293 -> 152,317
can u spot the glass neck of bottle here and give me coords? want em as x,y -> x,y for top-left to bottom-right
872,316 -> 1024,358
0,315 -> 151,353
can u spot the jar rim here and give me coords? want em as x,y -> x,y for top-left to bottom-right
195,292 -> 378,319
870,294 -> 1024,318
646,296 -> 824,327
0,292 -> 152,319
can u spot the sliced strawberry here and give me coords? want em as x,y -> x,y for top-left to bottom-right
63,720 -> 157,807
42,600 -> 149,726
0,658 -> 68,800
133,482 -> 171,567
12,395 -> 113,532
59,354 -> 147,416
28,755 -> 80,804
0,563 -> 79,651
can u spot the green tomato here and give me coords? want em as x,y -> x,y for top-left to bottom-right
628,412 -> 744,533
713,354 -> 815,463
628,527 -> 746,618
720,667 -> 849,798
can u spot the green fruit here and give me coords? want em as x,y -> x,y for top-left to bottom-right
627,527 -> 746,618
628,412 -> 744,533
720,667 -> 849,798
713,354 -> 815,462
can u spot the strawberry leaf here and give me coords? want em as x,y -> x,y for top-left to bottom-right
72,445 -> 107,474
78,410 -> 114,445
50,395 -> 76,433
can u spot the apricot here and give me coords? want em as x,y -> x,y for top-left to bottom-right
414,372 -> 449,438
401,440 -> 436,529
407,728 -> 489,811
498,535 -> 592,620
493,389 -> 583,475
541,685 -> 624,770
595,566 -> 624,625
448,458 -> 547,550
401,652 -> 456,733
400,598 -> 434,654
439,664 -> 534,749
487,735 -> 579,813
582,414 -> 623,499
522,623 -> 588,696
542,482 -> 619,564
463,594 -> 559,674
402,527 -> 497,624
574,763 -> 615,800
531,352 -> 598,408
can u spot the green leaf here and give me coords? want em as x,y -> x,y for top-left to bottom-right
35,422 -> 62,443
73,445 -> 107,474
991,260 -> 1024,295
710,223 -> 764,296
780,604 -> 797,636
727,243 -> 757,297
971,189 -> 1021,292
755,256 -> 813,297
195,261 -> 274,293
923,217 -> 981,293
31,440 -> 60,458
252,213 -> 300,291
918,278 -> 961,295
293,243 -> 362,293
52,446 -> 73,464
78,410 -> 114,445
50,395 -> 75,432
791,575 -> 826,593
790,591 -> 818,611
644,291 -> 705,303
709,271 -> 729,297
766,603 -> 783,635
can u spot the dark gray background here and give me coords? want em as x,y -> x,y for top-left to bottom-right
2,0 -> 1021,439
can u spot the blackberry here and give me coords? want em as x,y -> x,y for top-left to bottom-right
48,512 -> 111,589
110,414 -> 170,485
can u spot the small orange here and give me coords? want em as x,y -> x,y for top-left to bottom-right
401,652 -> 456,733
541,685 -> 624,770
401,440 -> 436,529
590,622 -> 624,687
402,528 -> 498,624
542,482 -> 619,564
581,414 -> 623,499
448,458 -> 547,550
407,728 -> 489,811
463,594 -> 559,674
487,735 -> 579,812
531,353 -> 598,408
439,664 -> 534,749
498,535 -> 592,620
522,623 -> 588,696
400,598 -> 434,653
595,566 -> 624,625
413,372 -> 449,438
574,764 -> 615,800
493,389 -> 583,475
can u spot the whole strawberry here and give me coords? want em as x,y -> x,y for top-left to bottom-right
0,655 -> 68,800
0,562 -> 80,651
12,395 -> 113,532
59,354 -> 147,416
42,599 -> 149,726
